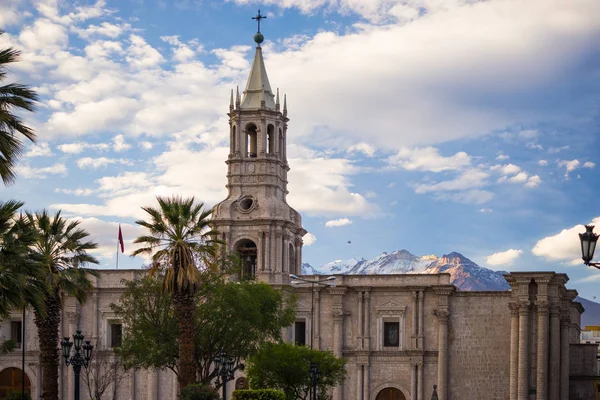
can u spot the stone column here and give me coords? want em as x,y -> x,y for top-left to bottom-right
258,232 -> 265,272
364,290 -> 371,350
148,370 -> 159,400
436,309 -> 449,400
417,359 -> 424,400
418,290 -> 424,349
509,303 -> 519,400
281,235 -> 288,273
362,362 -> 370,400
265,231 -> 271,273
329,287 -> 346,400
412,291 -> 418,349
549,304 -> 561,399
356,363 -> 362,400
129,370 -> 136,400
536,299 -> 549,400
296,240 -> 303,276
560,316 -> 570,400
411,361 -> 417,400
357,291 -> 364,350
517,301 -> 529,400
314,288 -> 321,350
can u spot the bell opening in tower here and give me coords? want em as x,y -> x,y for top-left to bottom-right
246,123 -> 258,158
235,239 -> 257,280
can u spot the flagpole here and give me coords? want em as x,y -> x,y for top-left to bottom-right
116,239 -> 119,269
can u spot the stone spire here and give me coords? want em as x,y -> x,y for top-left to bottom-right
240,17 -> 276,110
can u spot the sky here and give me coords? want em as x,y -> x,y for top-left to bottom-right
1,0 -> 599,299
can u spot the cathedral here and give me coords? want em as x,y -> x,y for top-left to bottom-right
0,29 -> 597,400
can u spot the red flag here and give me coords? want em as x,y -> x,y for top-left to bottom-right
118,224 -> 124,253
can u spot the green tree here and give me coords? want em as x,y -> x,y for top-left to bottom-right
110,276 -> 178,373
132,196 -> 219,389
0,200 -> 47,317
246,343 -> 346,400
0,31 -> 38,185
111,275 -> 296,384
28,210 -> 98,400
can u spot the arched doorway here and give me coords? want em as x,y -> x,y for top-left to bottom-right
235,239 -> 257,280
0,367 -> 31,397
375,387 -> 406,400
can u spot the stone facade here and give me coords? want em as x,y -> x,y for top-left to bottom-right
1,35 -> 596,400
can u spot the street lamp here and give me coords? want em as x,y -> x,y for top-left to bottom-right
579,225 -> 599,269
61,330 -> 93,400
289,274 -> 336,349
215,353 -> 236,400
309,362 -> 320,400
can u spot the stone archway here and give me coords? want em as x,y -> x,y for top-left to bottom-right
0,367 -> 31,397
375,387 -> 406,400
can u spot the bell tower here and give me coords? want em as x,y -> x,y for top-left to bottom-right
212,16 -> 306,284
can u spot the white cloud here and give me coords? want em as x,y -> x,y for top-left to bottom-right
77,157 -> 133,169
486,249 -> 523,266
538,160 -> 548,166
524,175 -> 541,188
559,159 -> 580,178
25,142 -> 54,157
303,232 -> 317,246
57,142 -> 110,154
325,218 -> 352,228
583,161 -> 595,169
112,134 -> 131,152
532,217 -> 600,263
139,141 -> 153,150
491,163 -> 521,176
433,189 -> 495,205
126,34 -> 163,68
55,188 -> 95,196
388,147 -> 471,172
347,142 -> 376,157
478,208 -> 492,213
496,154 -> 509,161
17,162 -> 67,178
414,169 -> 488,193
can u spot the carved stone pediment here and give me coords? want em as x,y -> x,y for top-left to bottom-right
375,301 -> 407,315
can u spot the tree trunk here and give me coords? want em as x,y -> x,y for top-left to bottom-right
173,290 -> 196,389
34,290 -> 61,400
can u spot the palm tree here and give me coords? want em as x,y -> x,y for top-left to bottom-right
28,210 -> 99,400
0,31 -> 38,185
132,196 -> 219,389
0,199 -> 44,318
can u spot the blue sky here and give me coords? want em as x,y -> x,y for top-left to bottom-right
1,0 -> 599,298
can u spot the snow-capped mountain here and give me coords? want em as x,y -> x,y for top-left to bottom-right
302,249 -> 510,291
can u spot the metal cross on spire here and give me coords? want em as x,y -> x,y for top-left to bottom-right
252,9 -> 267,33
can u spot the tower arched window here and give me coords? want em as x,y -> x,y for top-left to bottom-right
267,124 -> 274,154
246,123 -> 257,158
278,129 -> 284,157
232,125 -> 237,154
288,243 -> 295,275
235,239 -> 257,280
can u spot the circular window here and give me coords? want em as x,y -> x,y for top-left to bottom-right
237,196 -> 256,212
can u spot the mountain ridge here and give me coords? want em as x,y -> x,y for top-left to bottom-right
302,249 -> 510,291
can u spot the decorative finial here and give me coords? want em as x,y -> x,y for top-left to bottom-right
252,9 -> 266,45
276,88 -> 280,111
235,86 -> 240,109
283,93 -> 287,117
229,89 -> 234,111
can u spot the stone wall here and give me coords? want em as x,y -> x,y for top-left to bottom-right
447,292 -> 511,400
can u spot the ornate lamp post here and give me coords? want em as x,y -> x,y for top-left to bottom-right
579,225 -> 599,268
61,330 -> 93,400
309,362 -> 320,400
215,353 -> 236,400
